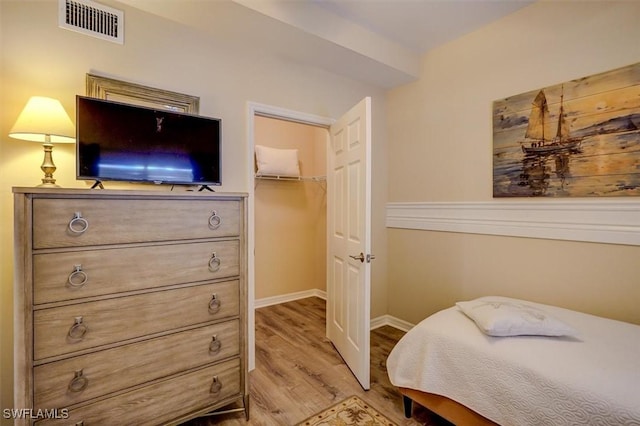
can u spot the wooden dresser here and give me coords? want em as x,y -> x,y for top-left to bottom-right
13,188 -> 248,425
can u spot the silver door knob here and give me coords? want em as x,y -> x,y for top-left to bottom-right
349,253 -> 375,263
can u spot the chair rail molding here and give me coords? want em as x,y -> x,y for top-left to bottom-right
386,200 -> 640,246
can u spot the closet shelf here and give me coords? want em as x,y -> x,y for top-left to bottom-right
255,174 -> 326,182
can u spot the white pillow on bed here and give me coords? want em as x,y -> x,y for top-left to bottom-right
456,297 -> 577,337
255,145 -> 300,177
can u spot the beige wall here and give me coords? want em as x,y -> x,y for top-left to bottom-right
254,116 -> 327,299
0,1 -> 388,419
387,1 -> 640,325
8,0 -> 638,417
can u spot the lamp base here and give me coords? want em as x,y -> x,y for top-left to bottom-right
40,142 -> 61,188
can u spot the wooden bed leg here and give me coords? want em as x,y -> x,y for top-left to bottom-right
402,395 -> 413,418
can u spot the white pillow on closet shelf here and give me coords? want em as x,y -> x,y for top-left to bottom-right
255,145 -> 300,177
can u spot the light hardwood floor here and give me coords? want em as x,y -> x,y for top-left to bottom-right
183,297 -> 450,425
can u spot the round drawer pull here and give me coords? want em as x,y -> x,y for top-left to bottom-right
68,369 -> 89,393
209,335 -> 222,354
68,265 -> 88,288
208,210 -> 222,229
68,316 -> 88,341
208,294 -> 221,314
208,253 -> 221,272
68,212 -> 89,234
210,376 -> 222,394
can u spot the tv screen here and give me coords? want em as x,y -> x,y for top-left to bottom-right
76,95 -> 221,186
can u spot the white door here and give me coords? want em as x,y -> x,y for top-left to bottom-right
326,97 -> 372,390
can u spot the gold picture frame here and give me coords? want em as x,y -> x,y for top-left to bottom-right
85,73 -> 200,113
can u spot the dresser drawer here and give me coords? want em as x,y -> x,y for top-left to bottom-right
34,240 -> 239,304
33,198 -> 241,249
34,320 -> 239,409
35,358 -> 241,426
34,280 -> 239,360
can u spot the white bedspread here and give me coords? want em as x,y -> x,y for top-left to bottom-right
387,298 -> 640,425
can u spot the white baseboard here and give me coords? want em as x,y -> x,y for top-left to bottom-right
371,314 -> 414,332
254,288 -> 326,309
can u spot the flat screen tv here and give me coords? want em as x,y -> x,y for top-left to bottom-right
76,95 -> 221,187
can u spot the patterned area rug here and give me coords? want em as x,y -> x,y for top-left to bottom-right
296,395 -> 398,426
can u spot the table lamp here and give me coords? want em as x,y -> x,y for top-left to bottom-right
9,96 -> 76,187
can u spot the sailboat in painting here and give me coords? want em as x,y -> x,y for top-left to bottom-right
521,87 -> 582,155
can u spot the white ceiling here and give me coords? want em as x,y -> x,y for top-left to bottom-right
310,0 -> 533,54
116,0 -> 534,88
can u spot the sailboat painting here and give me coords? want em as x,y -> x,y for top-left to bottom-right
493,62 -> 640,197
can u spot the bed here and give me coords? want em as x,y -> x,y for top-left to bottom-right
386,296 -> 640,425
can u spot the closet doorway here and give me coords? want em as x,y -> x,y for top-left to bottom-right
253,116 -> 328,303
248,99 -> 373,388
247,103 -> 334,370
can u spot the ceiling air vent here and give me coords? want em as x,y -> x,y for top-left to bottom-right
58,0 -> 124,44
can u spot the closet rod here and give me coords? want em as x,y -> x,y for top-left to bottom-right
254,174 -> 326,182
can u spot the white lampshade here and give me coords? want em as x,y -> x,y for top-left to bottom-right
9,96 -> 75,143
9,96 -> 76,187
